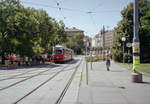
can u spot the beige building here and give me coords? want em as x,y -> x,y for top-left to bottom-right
91,33 -> 103,55
92,33 -> 103,48
103,30 -> 114,50
65,27 -> 84,37
92,30 -> 114,55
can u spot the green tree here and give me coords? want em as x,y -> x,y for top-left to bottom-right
0,0 -> 21,55
0,0 -> 67,57
112,0 -> 150,63
65,33 -> 85,54
140,2 -> 150,62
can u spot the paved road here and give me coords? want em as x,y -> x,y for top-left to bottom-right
78,61 -> 150,104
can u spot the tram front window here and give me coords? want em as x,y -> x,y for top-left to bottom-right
55,50 -> 63,54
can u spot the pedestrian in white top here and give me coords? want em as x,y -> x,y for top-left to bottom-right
13,54 -> 18,68
25,56 -> 29,65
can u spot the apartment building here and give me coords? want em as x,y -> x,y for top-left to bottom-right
65,27 -> 84,37
92,30 -> 114,55
103,30 -> 114,50
92,33 -> 103,48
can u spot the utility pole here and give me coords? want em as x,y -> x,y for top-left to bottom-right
102,26 -> 105,60
84,38 -> 88,85
132,0 -> 142,83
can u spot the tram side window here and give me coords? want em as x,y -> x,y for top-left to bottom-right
55,50 -> 62,54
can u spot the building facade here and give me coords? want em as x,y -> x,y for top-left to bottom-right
91,30 -> 114,56
91,33 -> 103,55
92,33 -> 103,48
65,27 -> 84,37
103,30 -> 114,50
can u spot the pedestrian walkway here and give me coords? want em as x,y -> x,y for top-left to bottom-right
78,61 -> 150,104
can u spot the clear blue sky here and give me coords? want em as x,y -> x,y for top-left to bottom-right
20,0 -> 133,37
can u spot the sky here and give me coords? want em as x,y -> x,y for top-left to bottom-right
20,0 -> 133,37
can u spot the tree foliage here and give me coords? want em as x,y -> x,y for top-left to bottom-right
112,0 -> 150,63
0,0 -> 67,57
65,33 -> 85,54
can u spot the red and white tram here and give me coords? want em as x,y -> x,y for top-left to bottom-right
52,45 -> 74,63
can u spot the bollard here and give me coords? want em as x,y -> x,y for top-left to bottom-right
131,72 -> 143,83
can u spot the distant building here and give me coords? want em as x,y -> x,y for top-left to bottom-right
92,33 -> 103,48
91,30 -> 114,55
65,27 -> 84,37
91,37 -> 97,48
92,33 -> 103,55
103,30 -> 114,50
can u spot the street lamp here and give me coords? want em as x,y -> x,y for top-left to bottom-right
101,26 -> 105,60
122,37 -> 126,63
83,38 -> 88,56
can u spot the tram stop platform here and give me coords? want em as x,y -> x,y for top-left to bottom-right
78,61 -> 150,104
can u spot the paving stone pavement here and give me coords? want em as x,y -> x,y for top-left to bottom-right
78,61 -> 150,104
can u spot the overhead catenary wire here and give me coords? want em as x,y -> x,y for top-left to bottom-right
20,0 -> 120,36
91,2 -> 103,12
87,11 -> 97,29
21,1 -> 119,14
56,1 -> 70,25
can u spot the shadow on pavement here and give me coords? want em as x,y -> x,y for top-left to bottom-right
67,59 -> 79,64
141,82 -> 150,84
0,63 -> 60,70
55,59 -> 79,65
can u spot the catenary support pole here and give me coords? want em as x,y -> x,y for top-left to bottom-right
132,0 -> 142,83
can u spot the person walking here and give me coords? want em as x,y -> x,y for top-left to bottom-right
106,50 -> 111,71
25,56 -> 29,66
17,55 -> 21,66
4,53 -> 9,67
9,54 -> 14,65
13,54 -> 18,68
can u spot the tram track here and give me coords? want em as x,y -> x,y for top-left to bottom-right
0,69 -> 52,91
0,64 -> 57,81
0,57 -> 83,104
13,58 -> 82,104
55,59 -> 82,104
0,61 -> 74,91
0,65 -> 52,76
13,69 -> 63,104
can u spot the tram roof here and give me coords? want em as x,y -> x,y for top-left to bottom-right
54,45 -> 73,51
55,45 -> 65,48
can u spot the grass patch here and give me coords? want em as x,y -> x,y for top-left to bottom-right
115,62 -> 150,76
140,64 -> 150,76
115,62 -> 132,70
87,56 -> 103,62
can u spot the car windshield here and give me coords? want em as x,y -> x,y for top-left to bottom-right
55,50 -> 63,54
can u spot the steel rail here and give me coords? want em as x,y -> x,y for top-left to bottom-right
55,59 -> 82,104
0,62 -> 72,91
13,59 -> 80,104
0,65 -> 53,81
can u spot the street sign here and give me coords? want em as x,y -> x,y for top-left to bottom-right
126,42 -> 132,48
